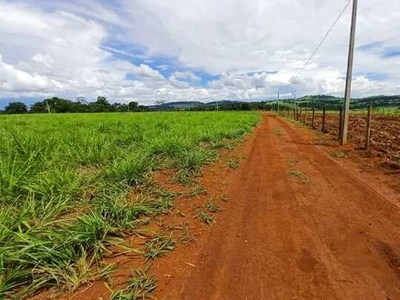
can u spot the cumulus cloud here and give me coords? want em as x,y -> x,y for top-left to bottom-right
0,55 -> 63,93
31,53 -> 55,68
0,0 -> 400,105
130,64 -> 165,81
173,71 -> 201,82
169,76 -> 191,89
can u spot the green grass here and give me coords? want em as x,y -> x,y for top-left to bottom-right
195,200 -> 221,225
196,209 -> 215,225
206,200 -> 221,213
288,170 -> 309,183
144,234 -> 176,261
273,128 -> 283,137
110,268 -> 157,300
288,157 -> 298,167
227,159 -> 240,170
0,111 -> 260,298
176,222 -> 197,245
329,150 -> 348,158
186,186 -> 207,198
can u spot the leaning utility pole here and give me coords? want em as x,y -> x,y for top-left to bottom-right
340,0 -> 358,145
45,99 -> 51,113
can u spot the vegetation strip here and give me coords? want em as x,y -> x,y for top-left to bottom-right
0,111 -> 260,298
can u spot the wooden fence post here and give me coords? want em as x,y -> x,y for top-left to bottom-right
365,105 -> 372,150
322,107 -> 326,133
311,108 -> 315,129
299,107 -> 302,123
304,108 -> 308,126
338,106 -> 343,139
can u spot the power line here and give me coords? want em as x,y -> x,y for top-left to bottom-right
292,0 -> 351,82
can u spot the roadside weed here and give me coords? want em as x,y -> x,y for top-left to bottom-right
186,186 -> 207,198
273,128 -> 283,137
110,268 -> 157,300
288,170 -> 309,183
196,208 -> 215,225
330,150 -> 348,158
222,194 -> 230,202
176,222 -> 197,244
227,159 -> 240,170
144,234 -> 176,261
206,200 -> 221,213
288,157 -> 298,167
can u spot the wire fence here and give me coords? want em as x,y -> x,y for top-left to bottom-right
273,104 -> 400,163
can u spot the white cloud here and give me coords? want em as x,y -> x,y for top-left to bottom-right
0,0 -> 400,105
169,76 -> 191,89
31,53 -> 54,68
130,64 -> 165,81
173,71 -> 201,82
120,0 -> 400,97
0,55 -> 63,92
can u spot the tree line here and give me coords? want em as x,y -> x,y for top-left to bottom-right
1,97 -> 148,114
3,95 -> 399,114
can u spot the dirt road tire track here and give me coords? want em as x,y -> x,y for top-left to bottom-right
176,114 -> 400,300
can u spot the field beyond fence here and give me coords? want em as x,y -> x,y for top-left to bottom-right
276,106 -> 400,163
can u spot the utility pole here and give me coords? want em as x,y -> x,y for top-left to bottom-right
45,99 -> 51,113
340,0 -> 358,145
277,90 -> 280,112
292,92 -> 296,113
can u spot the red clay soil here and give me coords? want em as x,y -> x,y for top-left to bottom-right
34,113 -> 400,300
312,113 -> 400,162
162,113 -> 400,300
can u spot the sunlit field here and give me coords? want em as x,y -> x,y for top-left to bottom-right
0,111 -> 260,297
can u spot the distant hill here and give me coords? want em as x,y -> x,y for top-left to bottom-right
207,100 -> 244,106
356,95 -> 400,107
147,100 -> 244,110
280,95 -> 400,109
147,101 -> 205,110
145,95 -> 400,111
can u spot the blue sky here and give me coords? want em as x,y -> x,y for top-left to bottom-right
381,48 -> 400,59
0,0 -> 400,107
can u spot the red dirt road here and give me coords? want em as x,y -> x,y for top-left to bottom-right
170,114 -> 400,299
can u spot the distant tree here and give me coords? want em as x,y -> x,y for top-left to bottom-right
47,97 -> 72,113
96,96 -> 110,106
76,96 -> 87,104
5,102 -> 28,114
30,101 -> 47,113
29,97 -> 89,113
85,96 -> 113,112
138,105 -> 149,112
128,101 -> 139,111
240,103 -> 251,110
111,102 -> 128,112
28,96 -> 148,114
